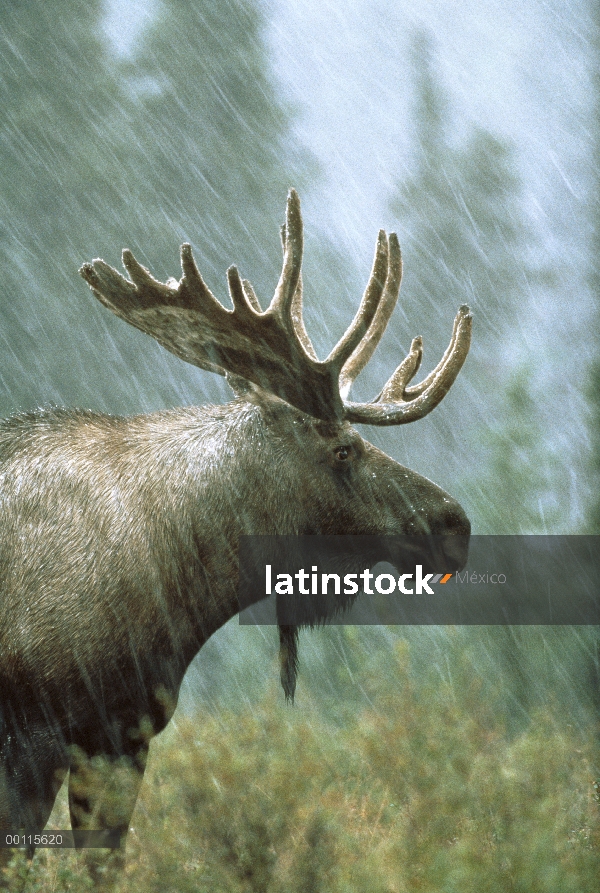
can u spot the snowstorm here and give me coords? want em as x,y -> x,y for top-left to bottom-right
1,0 -> 599,888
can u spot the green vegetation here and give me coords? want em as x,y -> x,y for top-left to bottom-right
4,639 -> 600,891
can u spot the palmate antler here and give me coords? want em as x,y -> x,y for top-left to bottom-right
80,190 -> 471,424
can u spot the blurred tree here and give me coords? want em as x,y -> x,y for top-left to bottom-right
468,366 -> 562,534
0,0 -> 312,414
389,30 -> 530,392
387,29 -> 563,535
116,0 -> 313,301
0,0 -> 131,412
0,0 -> 126,245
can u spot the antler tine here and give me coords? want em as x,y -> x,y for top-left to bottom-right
280,220 -> 318,361
241,278 -> 262,313
403,305 -> 467,399
339,233 -> 403,399
270,189 -> 303,323
343,307 -> 472,426
375,336 -> 423,403
227,266 -> 263,320
179,243 -> 228,318
326,230 -> 390,373
80,246 -> 234,376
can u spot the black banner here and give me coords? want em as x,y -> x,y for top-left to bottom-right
238,536 -> 599,625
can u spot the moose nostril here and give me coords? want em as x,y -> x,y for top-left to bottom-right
430,501 -> 471,537
430,502 -> 471,571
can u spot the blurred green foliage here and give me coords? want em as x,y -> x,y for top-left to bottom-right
0,0 -> 313,415
4,638 -> 600,891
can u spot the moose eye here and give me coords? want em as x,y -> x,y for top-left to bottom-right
334,446 -> 351,461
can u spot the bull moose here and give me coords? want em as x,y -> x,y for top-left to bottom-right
0,190 -> 471,875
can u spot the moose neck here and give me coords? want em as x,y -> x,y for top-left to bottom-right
125,398 -> 279,652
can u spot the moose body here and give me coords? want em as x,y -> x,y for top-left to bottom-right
0,191 -> 471,871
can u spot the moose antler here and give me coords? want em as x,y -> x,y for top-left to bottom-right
80,190 -> 471,425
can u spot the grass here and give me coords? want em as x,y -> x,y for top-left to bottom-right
3,638 -> 600,891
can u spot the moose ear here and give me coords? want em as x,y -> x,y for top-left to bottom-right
224,374 -> 276,405
224,376 -> 292,420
